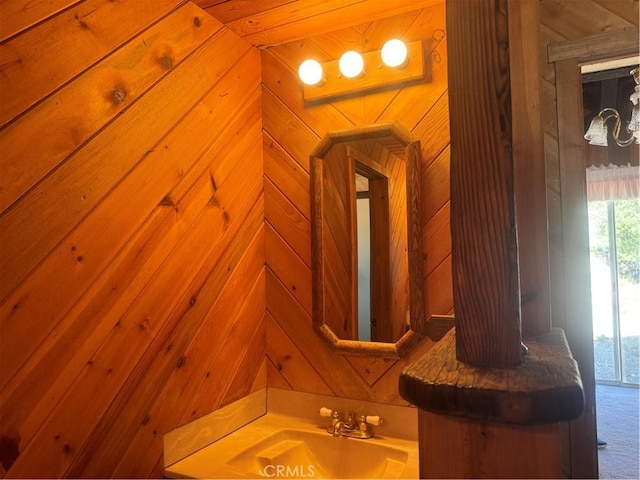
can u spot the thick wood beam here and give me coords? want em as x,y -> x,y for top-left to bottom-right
447,0 -> 521,366
548,27 -> 639,64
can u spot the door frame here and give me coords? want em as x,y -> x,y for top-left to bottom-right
548,27 -> 639,479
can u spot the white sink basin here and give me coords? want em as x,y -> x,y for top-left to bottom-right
165,412 -> 418,479
228,429 -> 409,479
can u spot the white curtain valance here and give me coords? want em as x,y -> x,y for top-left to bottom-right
586,163 -> 640,201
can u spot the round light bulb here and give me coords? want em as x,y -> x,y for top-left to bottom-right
339,51 -> 364,78
381,39 -> 408,68
298,59 -> 323,86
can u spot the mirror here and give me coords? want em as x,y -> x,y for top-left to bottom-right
310,122 -> 426,358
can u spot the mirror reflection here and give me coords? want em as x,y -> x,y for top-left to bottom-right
311,122 -> 425,357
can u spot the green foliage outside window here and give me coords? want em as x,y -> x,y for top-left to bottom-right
589,199 -> 640,284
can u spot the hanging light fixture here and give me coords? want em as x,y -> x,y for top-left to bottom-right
584,67 -> 640,147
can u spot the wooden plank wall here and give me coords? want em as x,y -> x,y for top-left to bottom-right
263,2 -> 452,404
539,1 -> 638,478
0,1 -> 265,478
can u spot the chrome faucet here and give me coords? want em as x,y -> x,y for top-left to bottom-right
319,407 -> 382,439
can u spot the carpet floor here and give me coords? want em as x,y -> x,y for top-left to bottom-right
596,384 -> 639,479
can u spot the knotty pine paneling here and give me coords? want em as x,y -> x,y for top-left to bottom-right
0,0 -> 82,42
0,26 -> 252,303
0,2 -> 265,478
0,2 -> 221,213
263,3 -> 451,405
0,0 -> 182,127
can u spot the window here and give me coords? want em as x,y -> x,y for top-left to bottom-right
589,198 -> 640,385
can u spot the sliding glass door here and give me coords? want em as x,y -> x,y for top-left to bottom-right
588,199 -> 639,385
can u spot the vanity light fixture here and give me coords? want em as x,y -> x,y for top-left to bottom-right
584,67 -> 640,147
298,39 -> 425,102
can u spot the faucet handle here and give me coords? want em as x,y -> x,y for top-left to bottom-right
365,415 -> 383,426
319,407 -> 334,417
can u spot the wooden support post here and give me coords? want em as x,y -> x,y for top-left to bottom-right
400,1 -> 586,477
417,409 -> 567,479
447,0 -> 522,366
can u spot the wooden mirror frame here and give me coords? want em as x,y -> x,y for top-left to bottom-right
310,122 -> 426,358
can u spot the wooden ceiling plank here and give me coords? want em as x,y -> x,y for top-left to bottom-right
201,0 -> 296,23
233,0 -> 444,47
540,0 -> 635,40
591,0 -> 640,25
226,0 -> 366,38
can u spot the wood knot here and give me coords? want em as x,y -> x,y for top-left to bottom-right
158,194 -> 174,207
176,356 -> 186,368
160,56 -> 173,71
112,88 -> 126,105
193,16 -> 202,27
0,435 -> 20,471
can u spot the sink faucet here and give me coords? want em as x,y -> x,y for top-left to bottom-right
319,408 -> 382,439
332,419 -> 347,437
332,411 -> 355,437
